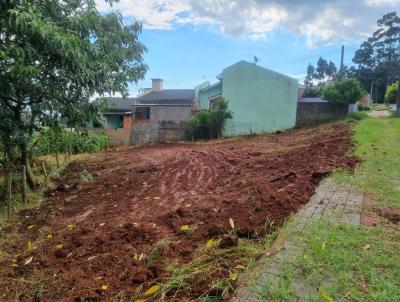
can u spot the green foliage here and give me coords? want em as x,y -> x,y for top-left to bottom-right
0,0 -> 147,181
302,85 -> 322,97
352,12 -> 400,102
385,81 -> 398,103
187,99 -> 233,140
304,57 -> 339,86
322,78 -> 366,105
34,128 -> 108,156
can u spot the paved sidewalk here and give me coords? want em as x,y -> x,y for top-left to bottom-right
232,178 -> 363,302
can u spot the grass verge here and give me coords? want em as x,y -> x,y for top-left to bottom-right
255,115 -> 400,301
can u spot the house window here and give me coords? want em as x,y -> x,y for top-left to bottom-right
134,107 -> 150,120
209,95 -> 222,109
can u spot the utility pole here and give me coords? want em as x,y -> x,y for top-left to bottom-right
370,80 -> 374,103
340,45 -> 344,78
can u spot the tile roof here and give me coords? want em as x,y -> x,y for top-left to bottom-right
136,89 -> 195,105
104,97 -> 136,111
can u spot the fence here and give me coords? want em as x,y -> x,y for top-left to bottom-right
296,101 -> 348,126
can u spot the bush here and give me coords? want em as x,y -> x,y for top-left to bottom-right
322,78 -> 366,105
187,99 -> 233,140
34,128 -> 108,156
357,104 -> 370,111
385,81 -> 398,103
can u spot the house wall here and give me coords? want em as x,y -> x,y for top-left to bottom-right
296,102 -> 348,126
132,121 -> 186,144
149,105 -> 192,122
222,61 -> 298,136
198,84 -> 222,110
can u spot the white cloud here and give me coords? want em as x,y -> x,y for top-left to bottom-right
96,0 -> 400,46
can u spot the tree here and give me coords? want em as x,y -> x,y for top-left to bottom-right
385,81 -> 398,103
187,99 -> 232,140
322,78 -> 366,105
352,12 -> 400,105
0,0 -> 147,186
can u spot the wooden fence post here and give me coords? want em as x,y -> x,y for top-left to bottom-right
42,161 -> 48,184
7,172 -> 12,219
22,165 -> 27,203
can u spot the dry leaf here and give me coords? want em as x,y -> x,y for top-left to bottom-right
134,300 -> 145,302
322,241 -> 326,251
180,225 -> 190,232
101,284 -> 108,290
46,234 -> 52,239
27,240 -> 32,250
24,256 -> 33,265
12,263 -> 19,268
153,197 -> 161,200
229,218 -> 235,229
144,284 -> 160,296
55,244 -> 64,249
206,239 -> 215,248
67,224 -> 74,230
320,289 -> 334,302
28,224 -> 35,229
133,253 -> 144,261
88,256 -> 97,261
363,244 -> 370,251
94,276 -> 102,280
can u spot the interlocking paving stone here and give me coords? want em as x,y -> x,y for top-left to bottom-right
231,178 -> 363,302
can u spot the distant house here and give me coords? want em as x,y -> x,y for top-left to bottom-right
197,60 -> 298,136
131,79 -> 195,144
103,97 -> 136,129
92,79 -> 195,145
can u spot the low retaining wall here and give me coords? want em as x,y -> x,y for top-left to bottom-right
132,121 -> 186,145
88,128 -> 131,146
296,102 -> 348,126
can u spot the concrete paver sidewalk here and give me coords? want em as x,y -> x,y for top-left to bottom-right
232,178 -> 363,302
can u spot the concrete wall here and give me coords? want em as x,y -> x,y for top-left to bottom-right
222,61 -> 298,136
89,127 -> 131,146
149,105 -> 192,122
132,121 -> 186,144
296,102 -> 348,126
198,83 -> 222,110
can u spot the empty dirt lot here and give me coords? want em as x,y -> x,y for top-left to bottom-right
0,122 -> 358,301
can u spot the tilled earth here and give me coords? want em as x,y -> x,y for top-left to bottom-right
0,122 -> 358,301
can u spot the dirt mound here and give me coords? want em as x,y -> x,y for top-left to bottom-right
0,122 -> 358,301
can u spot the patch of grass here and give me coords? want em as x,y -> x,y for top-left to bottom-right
348,112 -> 369,121
0,153 -> 93,225
147,221 -> 281,302
369,103 -> 390,111
256,219 -> 400,302
350,117 -> 400,207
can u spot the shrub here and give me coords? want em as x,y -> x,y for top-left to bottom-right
187,99 -> 233,140
322,78 -> 366,105
385,81 -> 398,103
34,128 -> 108,156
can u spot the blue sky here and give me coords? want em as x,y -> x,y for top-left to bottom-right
137,25 -> 358,94
96,0 -> 399,96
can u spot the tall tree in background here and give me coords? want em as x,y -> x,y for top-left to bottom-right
352,12 -> 400,107
0,0 -> 148,186
303,58 -> 339,97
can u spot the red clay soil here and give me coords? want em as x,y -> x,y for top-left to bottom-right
0,122 -> 358,301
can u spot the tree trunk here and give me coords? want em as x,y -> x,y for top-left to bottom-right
21,143 -> 37,189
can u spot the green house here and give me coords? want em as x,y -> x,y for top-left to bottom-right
197,61 -> 298,136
